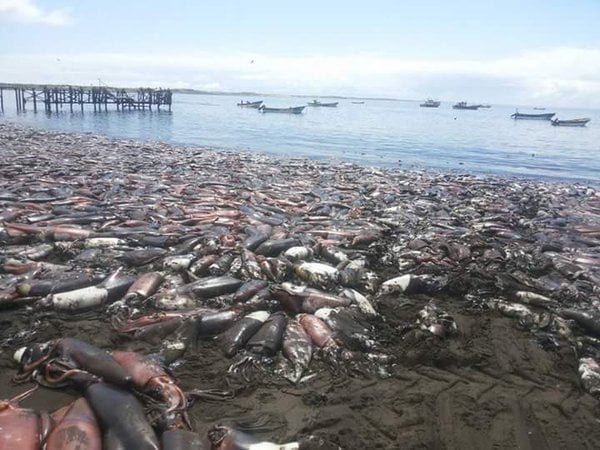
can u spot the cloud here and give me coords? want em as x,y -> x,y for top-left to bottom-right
0,0 -> 71,25
1,46 -> 599,107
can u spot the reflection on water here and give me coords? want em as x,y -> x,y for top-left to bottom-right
34,109 -> 175,143
2,92 -> 599,185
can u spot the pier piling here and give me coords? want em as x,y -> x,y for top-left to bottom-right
0,83 -> 172,114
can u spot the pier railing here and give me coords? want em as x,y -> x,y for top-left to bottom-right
0,83 -> 172,113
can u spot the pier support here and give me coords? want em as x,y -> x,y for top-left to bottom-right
15,88 -> 23,112
0,83 -> 173,113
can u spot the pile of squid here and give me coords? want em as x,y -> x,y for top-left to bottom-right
1,123 -> 600,399
5,337 -> 336,449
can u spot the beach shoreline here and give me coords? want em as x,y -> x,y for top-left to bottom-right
1,120 -> 596,190
1,122 -> 600,448
2,89 -> 599,188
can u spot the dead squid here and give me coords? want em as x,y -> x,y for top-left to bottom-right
14,338 -> 132,387
0,387 -> 52,450
45,398 -> 101,450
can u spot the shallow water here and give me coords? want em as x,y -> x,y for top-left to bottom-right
2,92 -> 599,185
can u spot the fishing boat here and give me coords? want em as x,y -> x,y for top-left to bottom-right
479,104 -> 492,109
352,101 -> 365,104
420,99 -> 441,108
237,100 -> 263,108
258,105 -> 305,114
551,118 -> 591,127
307,100 -> 338,107
452,102 -> 481,110
511,111 -> 555,120
533,107 -> 546,110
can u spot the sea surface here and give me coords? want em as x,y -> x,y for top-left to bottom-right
1,92 -> 599,185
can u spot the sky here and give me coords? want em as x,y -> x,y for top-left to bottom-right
1,0 -> 600,107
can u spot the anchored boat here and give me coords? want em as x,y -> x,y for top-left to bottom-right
511,112 -> 556,120
551,118 -> 591,127
237,100 -> 263,108
258,105 -> 305,114
420,99 -> 441,108
307,100 -> 339,107
452,102 -> 481,110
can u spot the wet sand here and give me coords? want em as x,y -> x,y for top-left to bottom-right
4,295 -> 599,449
1,123 -> 600,449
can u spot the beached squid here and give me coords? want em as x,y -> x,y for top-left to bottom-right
227,312 -> 288,378
0,387 -> 52,450
12,338 -> 225,449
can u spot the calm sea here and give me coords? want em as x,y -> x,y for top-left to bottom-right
2,93 -> 599,185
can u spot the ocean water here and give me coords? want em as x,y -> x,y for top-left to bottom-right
1,92 -> 599,185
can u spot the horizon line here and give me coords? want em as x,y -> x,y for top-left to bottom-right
0,81 -> 594,110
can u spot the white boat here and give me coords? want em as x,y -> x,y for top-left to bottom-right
453,102 -> 481,110
420,99 -> 440,108
259,105 -> 305,114
307,100 -> 338,107
511,112 -> 555,120
551,118 -> 591,127
237,100 -> 263,108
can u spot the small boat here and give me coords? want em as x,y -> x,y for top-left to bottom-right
511,111 -> 555,120
551,118 -> 591,127
307,100 -> 338,107
452,102 -> 481,110
352,101 -> 365,104
420,99 -> 441,108
533,107 -> 546,110
479,104 -> 492,109
259,105 -> 305,114
237,100 -> 263,108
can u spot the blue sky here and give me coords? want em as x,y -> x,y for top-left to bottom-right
1,0 -> 599,106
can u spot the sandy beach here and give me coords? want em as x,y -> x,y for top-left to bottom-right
1,122 -> 600,449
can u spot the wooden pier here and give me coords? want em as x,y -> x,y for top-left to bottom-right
0,83 -> 172,113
